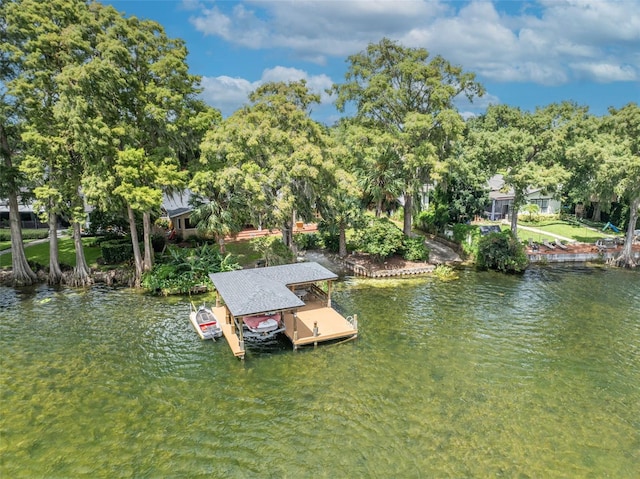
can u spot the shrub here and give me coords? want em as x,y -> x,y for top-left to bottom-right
293,232 -> 322,250
0,229 -> 50,241
141,244 -> 240,295
250,236 -> 295,266
401,236 -> 430,261
452,223 -> 481,258
359,217 -> 404,262
416,204 -> 450,233
476,231 -> 528,273
100,239 -> 134,264
151,233 -> 166,253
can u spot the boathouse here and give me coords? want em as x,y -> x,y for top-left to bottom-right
208,262 -> 358,359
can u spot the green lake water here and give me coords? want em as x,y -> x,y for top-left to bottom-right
1,265 -> 639,478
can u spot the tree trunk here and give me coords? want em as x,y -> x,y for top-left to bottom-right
217,236 -> 226,254
127,205 -> 143,286
8,191 -> 38,286
69,221 -> 93,287
338,220 -> 347,258
1,123 -> 37,286
375,199 -> 383,218
510,197 -> 521,236
614,195 -> 639,268
592,202 -> 601,222
47,210 -> 63,285
510,209 -> 519,235
142,211 -> 153,272
403,193 -> 413,236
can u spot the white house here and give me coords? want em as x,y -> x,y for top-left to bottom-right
484,175 -> 561,221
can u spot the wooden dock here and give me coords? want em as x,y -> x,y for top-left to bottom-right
283,297 -> 358,348
212,305 -> 246,359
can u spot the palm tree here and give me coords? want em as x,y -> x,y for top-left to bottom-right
189,192 -> 242,253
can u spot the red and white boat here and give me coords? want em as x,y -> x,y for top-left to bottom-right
243,312 -> 284,338
189,304 -> 223,340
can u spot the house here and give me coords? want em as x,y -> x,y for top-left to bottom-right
484,174 -> 561,221
162,191 -> 198,239
1,197 -> 50,229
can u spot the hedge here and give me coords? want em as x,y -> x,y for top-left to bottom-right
100,239 -> 134,264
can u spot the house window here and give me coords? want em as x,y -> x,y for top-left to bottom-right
184,217 -> 192,229
529,199 -> 549,212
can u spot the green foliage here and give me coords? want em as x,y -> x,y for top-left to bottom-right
432,265 -> 459,281
250,236 -> 295,266
520,203 -> 541,223
151,233 -> 166,253
359,217 -> 404,262
293,232 -> 322,250
452,223 -> 481,257
86,210 -> 129,236
100,239 -> 134,265
416,204 -> 450,233
141,244 -> 240,295
333,37 -> 484,235
401,236 -> 430,261
0,229 -> 49,241
476,231 -> 528,273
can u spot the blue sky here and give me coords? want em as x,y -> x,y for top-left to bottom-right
103,0 -> 639,124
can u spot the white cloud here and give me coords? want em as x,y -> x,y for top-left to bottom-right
189,0 -> 640,85
569,62 -> 637,83
200,68 -> 335,117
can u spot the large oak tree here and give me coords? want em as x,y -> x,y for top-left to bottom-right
332,38 -> 484,235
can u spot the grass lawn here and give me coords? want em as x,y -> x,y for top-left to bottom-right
520,220 -> 620,243
0,237 -> 103,269
1,235 -> 263,271
224,239 -> 262,268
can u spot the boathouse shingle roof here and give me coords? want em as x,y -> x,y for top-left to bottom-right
208,262 -> 337,318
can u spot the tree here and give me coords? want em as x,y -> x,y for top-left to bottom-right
0,2 -> 37,286
2,0 -> 108,284
604,103 -> 640,268
66,7 -> 200,285
189,192 -> 243,253
0,100 -> 38,286
333,38 -> 484,235
318,122 -> 367,257
466,102 -> 585,234
197,80 -> 333,249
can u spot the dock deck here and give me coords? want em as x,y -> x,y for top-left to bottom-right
283,297 -> 358,348
212,305 -> 246,359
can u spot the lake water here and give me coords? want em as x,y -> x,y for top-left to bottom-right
1,265 -> 639,478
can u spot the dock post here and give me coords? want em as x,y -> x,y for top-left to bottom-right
313,321 -> 319,347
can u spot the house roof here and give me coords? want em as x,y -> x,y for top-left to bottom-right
487,174 -> 545,200
209,262 -> 337,317
162,190 -> 195,219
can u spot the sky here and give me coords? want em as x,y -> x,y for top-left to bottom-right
102,0 -> 639,125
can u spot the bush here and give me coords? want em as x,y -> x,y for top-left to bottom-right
100,239 -> 134,264
401,236 -> 429,261
359,217 -> 404,262
151,233 -> 166,253
452,223 -> 481,258
476,231 -> 528,273
141,244 -> 240,295
293,232 -> 322,250
250,236 -> 295,266
416,204 -> 450,233
0,229 -> 50,241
